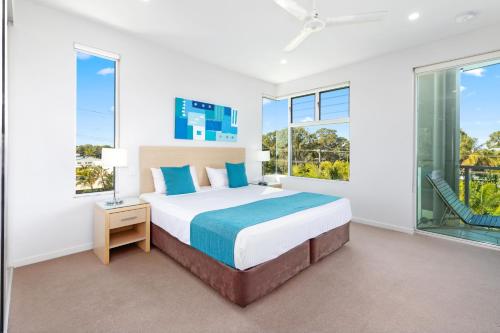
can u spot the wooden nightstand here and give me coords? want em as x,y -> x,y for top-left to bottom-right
94,198 -> 151,264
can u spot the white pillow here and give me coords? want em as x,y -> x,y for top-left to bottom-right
150,166 -> 200,194
206,167 -> 228,189
189,166 -> 201,191
151,168 -> 166,194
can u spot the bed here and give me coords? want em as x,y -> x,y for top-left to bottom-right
139,146 -> 351,306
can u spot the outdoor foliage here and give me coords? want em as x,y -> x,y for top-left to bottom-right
262,128 -> 288,175
262,127 -> 350,181
76,144 -> 112,159
75,144 -> 114,194
459,130 -> 499,216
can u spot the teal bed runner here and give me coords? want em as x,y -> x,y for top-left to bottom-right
190,192 -> 341,268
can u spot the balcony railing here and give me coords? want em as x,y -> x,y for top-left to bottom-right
461,165 -> 500,208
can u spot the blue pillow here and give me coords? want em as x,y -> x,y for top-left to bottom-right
161,165 -> 196,195
225,162 -> 248,188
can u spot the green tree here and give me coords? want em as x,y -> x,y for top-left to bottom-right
76,166 -> 99,191
76,144 -> 112,158
485,131 -> 500,149
94,166 -> 114,190
459,129 -> 499,216
460,130 -> 477,164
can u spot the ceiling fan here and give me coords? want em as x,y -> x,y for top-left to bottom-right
274,0 -> 388,52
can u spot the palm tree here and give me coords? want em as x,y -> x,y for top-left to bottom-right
76,166 -> 99,191
94,166 -> 114,190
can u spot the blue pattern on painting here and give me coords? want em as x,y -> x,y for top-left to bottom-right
175,97 -> 238,142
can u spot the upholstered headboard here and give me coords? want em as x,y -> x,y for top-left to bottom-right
139,146 -> 246,193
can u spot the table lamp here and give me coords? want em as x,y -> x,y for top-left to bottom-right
102,148 -> 128,206
256,150 -> 270,185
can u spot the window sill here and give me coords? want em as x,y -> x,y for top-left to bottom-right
73,190 -> 114,199
282,175 -> 349,184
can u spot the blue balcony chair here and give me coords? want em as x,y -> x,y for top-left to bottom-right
426,173 -> 500,229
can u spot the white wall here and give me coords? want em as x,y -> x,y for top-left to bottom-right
276,23 -> 500,233
7,0 -> 275,266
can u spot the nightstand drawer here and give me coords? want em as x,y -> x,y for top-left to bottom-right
109,208 -> 147,229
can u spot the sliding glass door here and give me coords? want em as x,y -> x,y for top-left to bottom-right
416,57 -> 500,246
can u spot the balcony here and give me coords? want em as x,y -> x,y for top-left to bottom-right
460,165 -> 499,214
418,165 -> 500,246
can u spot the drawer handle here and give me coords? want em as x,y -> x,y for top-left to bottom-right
121,216 -> 137,222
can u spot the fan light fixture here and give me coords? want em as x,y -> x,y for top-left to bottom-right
274,0 -> 387,52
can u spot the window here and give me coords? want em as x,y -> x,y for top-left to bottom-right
262,97 -> 288,175
75,47 -> 118,194
291,94 -> 315,123
262,84 -> 350,181
291,123 -> 350,180
320,87 -> 349,120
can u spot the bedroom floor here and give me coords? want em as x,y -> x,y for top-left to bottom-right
8,223 -> 500,333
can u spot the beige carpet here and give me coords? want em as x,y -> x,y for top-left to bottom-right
9,223 -> 500,333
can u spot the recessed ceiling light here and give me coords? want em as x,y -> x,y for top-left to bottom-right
456,11 -> 477,23
280,59 -> 287,65
408,12 -> 420,21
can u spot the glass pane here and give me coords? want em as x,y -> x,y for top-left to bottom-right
320,87 -> 349,120
291,123 -> 350,180
460,63 -> 500,216
76,51 -> 116,194
416,68 -> 460,229
262,98 -> 288,175
291,94 -> 315,123
416,61 -> 500,247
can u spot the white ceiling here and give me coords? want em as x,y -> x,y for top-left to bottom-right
31,0 -> 500,83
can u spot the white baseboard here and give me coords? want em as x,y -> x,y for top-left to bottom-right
11,242 -> 93,268
4,267 -> 13,333
352,216 -> 414,234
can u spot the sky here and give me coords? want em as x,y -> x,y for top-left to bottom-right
460,63 -> 500,145
76,52 -> 116,147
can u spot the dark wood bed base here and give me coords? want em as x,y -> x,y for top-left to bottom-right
151,222 -> 350,307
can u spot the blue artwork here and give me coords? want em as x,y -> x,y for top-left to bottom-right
175,97 -> 238,142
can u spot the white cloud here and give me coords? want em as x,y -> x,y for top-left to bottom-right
303,116 -> 314,122
463,68 -> 485,77
97,67 -> 115,76
460,85 -> 466,92
77,52 -> 91,60
262,98 -> 272,105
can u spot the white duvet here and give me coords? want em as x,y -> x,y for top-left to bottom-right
140,185 -> 352,270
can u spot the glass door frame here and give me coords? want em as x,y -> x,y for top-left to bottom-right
413,49 -> 500,249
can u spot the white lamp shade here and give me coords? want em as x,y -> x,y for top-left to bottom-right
256,150 -> 271,162
102,148 -> 128,168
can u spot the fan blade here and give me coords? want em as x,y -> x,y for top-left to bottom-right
284,29 -> 313,52
326,11 -> 388,27
274,0 -> 309,21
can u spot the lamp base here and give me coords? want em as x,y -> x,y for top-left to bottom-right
106,199 -> 123,206
106,190 -> 123,206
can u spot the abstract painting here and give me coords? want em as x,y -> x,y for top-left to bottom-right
174,97 -> 238,142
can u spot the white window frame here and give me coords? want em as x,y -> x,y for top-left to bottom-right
262,81 -> 351,181
74,44 -> 121,197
